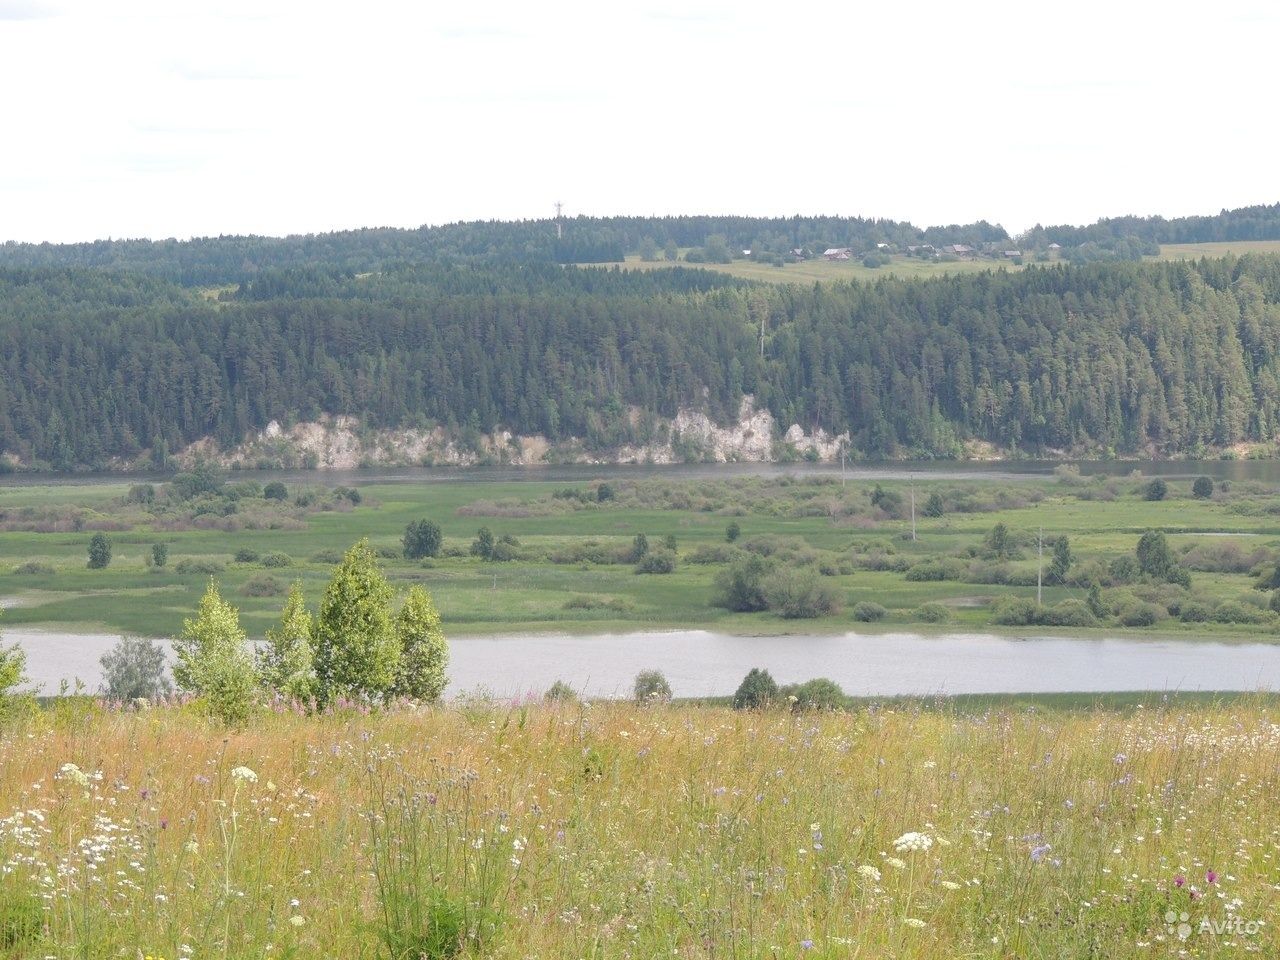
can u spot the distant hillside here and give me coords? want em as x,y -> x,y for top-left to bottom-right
3,255 -> 1280,471
4,203 -> 1279,284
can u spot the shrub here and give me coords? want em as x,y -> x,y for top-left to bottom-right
311,549 -> 344,564
241,574 -> 285,597
762,568 -> 838,619
633,669 -> 672,705
262,552 -> 292,568
1108,555 -> 1140,584
86,533 -> 112,569
263,481 -> 288,501
1179,601 -> 1213,623
151,543 -> 168,567
712,555 -> 770,612
923,492 -> 944,518
627,533 -> 650,563
12,560 -> 54,575
1192,476 -> 1214,499
234,548 -> 260,563
1143,478 -> 1168,501
403,519 -> 443,560
905,558 -> 967,582
852,601 -> 887,622
1037,599 -> 1096,627
1212,600 -> 1269,625
175,558 -> 225,575
990,597 -> 1039,626
725,520 -> 741,542
1118,601 -> 1163,627
786,677 -> 845,712
733,668 -> 779,709
0,639 -> 33,723
544,680 -> 578,703
562,595 -> 633,612
99,635 -> 172,702
635,549 -> 677,575
914,602 -> 951,624
685,544 -> 739,565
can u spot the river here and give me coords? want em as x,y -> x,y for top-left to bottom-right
7,628 -> 1280,699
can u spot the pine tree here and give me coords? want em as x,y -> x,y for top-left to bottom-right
312,539 -> 398,705
392,586 -> 448,703
1048,536 -> 1072,585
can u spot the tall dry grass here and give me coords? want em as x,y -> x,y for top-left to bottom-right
0,700 -> 1276,957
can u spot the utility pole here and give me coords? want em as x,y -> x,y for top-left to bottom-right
554,201 -> 563,240
1037,526 -> 1044,605
840,441 -> 847,488
910,474 -> 917,541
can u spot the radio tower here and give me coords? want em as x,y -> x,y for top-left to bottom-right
554,201 -> 563,240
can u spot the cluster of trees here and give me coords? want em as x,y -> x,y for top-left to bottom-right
171,540 -> 447,722
1022,202 -> 1280,260
7,255 -> 1280,468
0,215 -> 1011,284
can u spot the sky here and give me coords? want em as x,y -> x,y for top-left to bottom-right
2,0 -> 1277,243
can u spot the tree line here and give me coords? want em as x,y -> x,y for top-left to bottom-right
4,255 -> 1280,468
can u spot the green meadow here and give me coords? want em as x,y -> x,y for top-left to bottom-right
2,467 -> 1280,641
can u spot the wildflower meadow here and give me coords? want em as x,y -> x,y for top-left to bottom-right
0,699 -> 1276,958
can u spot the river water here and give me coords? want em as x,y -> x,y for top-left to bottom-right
7,628 -> 1280,699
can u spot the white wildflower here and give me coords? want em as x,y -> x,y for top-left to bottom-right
231,766 -> 258,783
893,831 -> 934,853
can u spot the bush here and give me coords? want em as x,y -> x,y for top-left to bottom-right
1143,478 -> 1168,501
241,574 -> 285,597
914,602 -> 951,624
12,560 -> 54,575
234,548 -> 260,563
905,558 -> 966,582
151,543 -> 168,567
544,680 -> 578,703
635,549 -> 677,575
87,533 -> 112,569
175,558 -> 225,575
733,668 -> 779,709
1212,600 -> 1269,625
1179,601 -> 1213,623
100,635 -> 172,702
261,552 -> 292,568
562,595 -> 634,613
403,519 -> 443,560
263,481 -> 288,501
1108,555 -> 1139,584
1192,476 -> 1214,499
311,549 -> 344,564
392,586 -> 449,703
852,601 -> 887,622
725,521 -> 741,542
786,677 -> 845,712
1118,601 -> 1164,627
712,555 -> 770,612
633,669 -> 672,705
990,597 -> 1040,626
1037,599 -> 1096,627
762,568 -> 838,619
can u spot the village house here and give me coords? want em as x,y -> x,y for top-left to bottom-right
822,247 -> 852,261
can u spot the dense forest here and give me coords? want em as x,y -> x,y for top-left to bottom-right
3,253 -> 1280,470
0,215 -> 1011,285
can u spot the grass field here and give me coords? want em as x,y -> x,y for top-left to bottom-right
1153,240 -> 1280,261
2,469 -> 1280,642
0,699 -> 1275,958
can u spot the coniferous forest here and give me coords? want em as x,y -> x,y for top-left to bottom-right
3,242 -> 1280,469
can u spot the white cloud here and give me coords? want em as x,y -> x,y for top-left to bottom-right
0,0 -> 1277,241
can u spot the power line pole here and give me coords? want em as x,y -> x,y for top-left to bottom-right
554,201 -> 563,240
840,441 -> 846,488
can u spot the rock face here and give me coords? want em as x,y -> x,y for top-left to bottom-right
175,396 -> 851,470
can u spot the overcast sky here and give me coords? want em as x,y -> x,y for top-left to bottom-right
2,0 -> 1276,243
